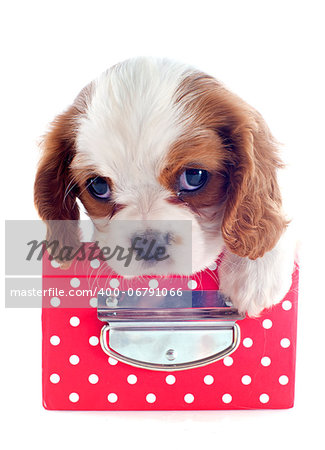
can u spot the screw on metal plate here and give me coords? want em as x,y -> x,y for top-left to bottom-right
105,296 -> 118,307
166,349 -> 176,361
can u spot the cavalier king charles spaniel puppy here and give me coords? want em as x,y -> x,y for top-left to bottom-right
34,57 -> 295,316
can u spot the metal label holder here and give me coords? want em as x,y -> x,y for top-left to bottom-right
98,291 -> 243,371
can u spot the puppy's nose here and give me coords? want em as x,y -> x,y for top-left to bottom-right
131,229 -> 171,263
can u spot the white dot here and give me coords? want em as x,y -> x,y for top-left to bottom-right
262,319 -> 273,329
107,393 -> 118,403
282,300 -> 292,311
50,373 -> 60,384
280,338 -> 291,348
70,277 -> 80,288
279,375 -> 289,385
108,357 -> 118,365
50,259 -> 60,268
89,297 -> 98,308
69,316 -> 80,327
184,393 -> 194,404
69,392 -> 79,403
241,375 -> 252,385
204,375 -> 214,385
259,393 -> 269,404
148,279 -> 159,289
89,336 -> 99,346
223,356 -> 233,366
222,393 -> 232,404
50,297 -> 60,307
109,278 -> 120,288
90,259 -> 100,269
243,337 -> 253,348
50,335 -> 60,346
261,356 -> 271,367
187,279 -> 197,290
208,262 -> 217,271
165,375 -> 176,385
69,354 -> 80,365
146,393 -> 156,404
88,374 -> 99,384
127,374 -> 137,385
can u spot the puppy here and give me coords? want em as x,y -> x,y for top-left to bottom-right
34,57 -> 295,316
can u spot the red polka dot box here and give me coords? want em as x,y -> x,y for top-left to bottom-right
42,248 -> 299,410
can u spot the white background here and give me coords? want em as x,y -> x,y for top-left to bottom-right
1,1 -> 324,449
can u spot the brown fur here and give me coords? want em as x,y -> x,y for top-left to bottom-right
35,71 -> 287,263
158,130 -> 228,211
34,85 -> 93,261
70,167 -> 118,219
174,74 -> 287,259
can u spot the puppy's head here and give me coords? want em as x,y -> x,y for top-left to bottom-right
35,58 -> 287,275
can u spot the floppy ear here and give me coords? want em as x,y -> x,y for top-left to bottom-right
219,93 -> 288,259
34,104 -> 81,263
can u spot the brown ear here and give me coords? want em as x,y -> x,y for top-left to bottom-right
34,104 -> 81,262
219,94 -> 288,259
176,74 -> 288,260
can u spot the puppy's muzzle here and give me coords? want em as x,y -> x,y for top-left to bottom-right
130,229 -> 172,265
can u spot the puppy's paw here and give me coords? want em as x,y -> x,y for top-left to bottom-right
218,247 -> 294,317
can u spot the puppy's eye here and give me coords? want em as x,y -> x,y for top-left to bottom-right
179,169 -> 208,191
86,177 -> 110,200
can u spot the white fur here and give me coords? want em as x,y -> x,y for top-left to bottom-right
76,58 -> 192,180
72,57 -> 294,316
75,58 -> 221,275
218,229 -> 296,316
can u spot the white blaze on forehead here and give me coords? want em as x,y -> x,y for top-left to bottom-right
75,58 -> 195,191
72,58 -> 226,275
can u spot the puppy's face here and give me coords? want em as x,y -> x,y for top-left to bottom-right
35,58 -> 287,275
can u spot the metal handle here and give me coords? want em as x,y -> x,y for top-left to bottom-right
100,321 -> 240,371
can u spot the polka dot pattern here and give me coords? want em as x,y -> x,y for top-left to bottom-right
109,278 -> 120,288
70,278 -> 80,288
146,393 -> 156,404
50,335 -> 60,346
108,357 -> 118,365
50,297 -> 60,307
69,355 -> 80,365
261,356 -> 271,367
280,338 -> 291,348
187,279 -> 197,290
89,297 -> 98,308
42,246 -> 299,410
241,375 -> 252,385
184,393 -> 194,404
127,374 -> 137,385
90,259 -> 100,269
165,375 -> 176,385
89,336 -> 99,346
69,392 -> 79,403
282,300 -> 292,311
262,319 -> 273,329
50,260 -> 60,269
204,375 -> 214,385
222,393 -> 232,404
69,316 -> 80,327
243,337 -> 253,348
279,375 -> 289,385
148,279 -> 159,289
88,374 -> 99,384
107,393 -> 118,403
223,356 -> 233,367
50,373 -> 60,384
259,393 -> 269,404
